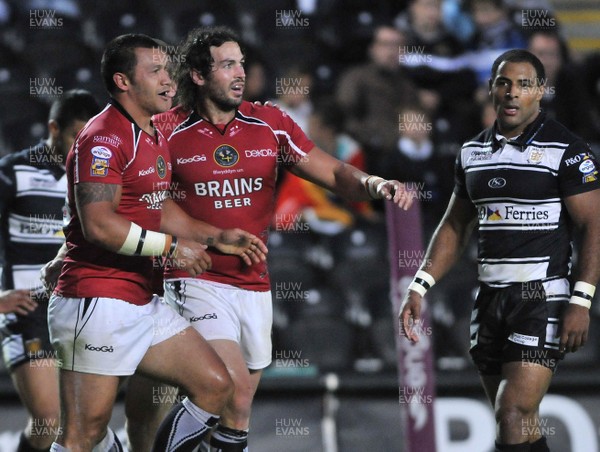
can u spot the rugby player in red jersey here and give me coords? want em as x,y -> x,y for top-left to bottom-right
47,34 -> 266,452
149,26 -> 413,451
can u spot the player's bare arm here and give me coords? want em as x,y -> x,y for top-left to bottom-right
75,182 -> 132,250
160,198 -> 268,265
400,194 -> 478,342
76,182 -> 211,276
559,188 -> 600,353
289,146 -> 413,210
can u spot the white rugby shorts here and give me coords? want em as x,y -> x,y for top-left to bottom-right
164,279 -> 272,370
48,295 -> 189,375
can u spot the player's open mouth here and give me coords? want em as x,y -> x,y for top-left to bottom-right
502,105 -> 519,116
231,83 -> 244,94
159,90 -> 172,100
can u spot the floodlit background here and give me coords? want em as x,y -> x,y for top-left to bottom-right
1,0 -> 599,451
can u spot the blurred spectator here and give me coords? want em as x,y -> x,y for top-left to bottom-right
271,64 -> 313,132
442,0 -> 476,44
336,25 -> 418,174
395,0 -> 479,155
467,0 -> 527,50
273,98 -> 375,235
380,103 -> 454,238
395,0 -> 464,57
466,0 -> 528,87
242,46 -> 271,102
528,30 -> 599,142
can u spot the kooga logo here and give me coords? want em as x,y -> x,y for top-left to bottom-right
85,344 -> 114,353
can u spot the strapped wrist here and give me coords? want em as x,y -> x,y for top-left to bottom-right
569,281 -> 595,309
364,175 -> 387,199
408,270 -> 436,297
118,222 -> 175,257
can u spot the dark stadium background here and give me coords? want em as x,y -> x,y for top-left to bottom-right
1,1 -> 599,451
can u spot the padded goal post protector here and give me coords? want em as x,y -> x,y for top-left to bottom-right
386,201 -> 437,452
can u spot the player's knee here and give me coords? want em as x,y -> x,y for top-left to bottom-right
28,407 -> 59,427
496,403 -> 537,430
212,369 -> 235,403
188,366 -> 234,407
228,385 -> 254,417
65,411 -> 112,444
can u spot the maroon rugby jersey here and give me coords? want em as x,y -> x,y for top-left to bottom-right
56,100 -> 172,305
154,101 -> 314,291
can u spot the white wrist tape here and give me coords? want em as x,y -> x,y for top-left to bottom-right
364,175 -> 387,199
118,222 -> 175,257
569,281 -> 596,309
407,270 -> 436,297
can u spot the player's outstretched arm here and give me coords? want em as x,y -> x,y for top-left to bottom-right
559,188 -> 600,353
400,194 -> 478,342
160,198 -> 267,265
289,146 -> 413,210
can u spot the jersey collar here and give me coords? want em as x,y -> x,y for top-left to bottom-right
109,98 -> 146,137
491,110 -> 546,152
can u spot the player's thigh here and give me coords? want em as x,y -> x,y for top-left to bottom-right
137,326 -> 230,394
496,361 -> 552,414
11,361 -> 59,419
59,369 -> 121,430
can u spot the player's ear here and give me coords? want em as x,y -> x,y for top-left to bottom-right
190,69 -> 205,86
535,79 -> 545,101
113,72 -> 129,91
488,78 -> 493,96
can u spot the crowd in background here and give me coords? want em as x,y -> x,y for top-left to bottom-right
1,0 -> 600,374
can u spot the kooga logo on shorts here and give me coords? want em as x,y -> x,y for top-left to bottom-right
190,313 -> 218,322
85,344 -> 114,353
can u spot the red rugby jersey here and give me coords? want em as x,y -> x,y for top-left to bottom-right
56,100 -> 172,305
154,102 -> 314,291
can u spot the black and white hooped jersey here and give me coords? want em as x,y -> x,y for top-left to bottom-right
455,111 -> 600,287
0,143 -> 66,291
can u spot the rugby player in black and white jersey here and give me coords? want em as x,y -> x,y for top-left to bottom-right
0,90 -> 100,452
400,49 -> 600,452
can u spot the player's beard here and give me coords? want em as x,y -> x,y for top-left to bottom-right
205,81 -> 243,112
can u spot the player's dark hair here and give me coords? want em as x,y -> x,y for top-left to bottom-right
491,49 -> 546,84
48,89 -> 100,129
101,33 -> 165,95
174,26 -> 243,111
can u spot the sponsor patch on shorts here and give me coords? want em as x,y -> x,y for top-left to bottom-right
508,332 -> 539,347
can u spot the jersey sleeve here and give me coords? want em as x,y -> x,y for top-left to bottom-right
453,150 -> 469,199
273,109 -> 315,168
558,140 -> 600,197
73,131 -> 129,185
